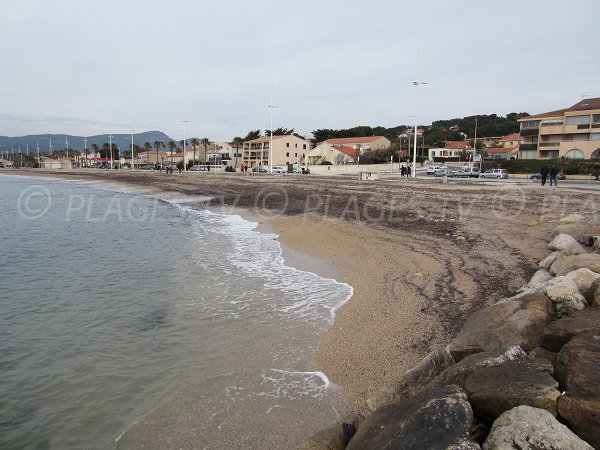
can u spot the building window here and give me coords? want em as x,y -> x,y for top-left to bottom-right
521,120 -> 541,129
566,115 -> 590,126
286,143 -> 290,147
590,133 -> 600,141
593,114 -> 600,124
294,153 -> 297,157
541,119 -> 564,127
303,144 -> 306,149
286,152 -> 289,157
565,148 -> 585,159
295,144 -> 298,148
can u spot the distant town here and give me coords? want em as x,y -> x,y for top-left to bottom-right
1,97 -> 599,172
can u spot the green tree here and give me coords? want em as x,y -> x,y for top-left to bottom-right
231,136 -> 244,167
244,130 -> 261,141
153,140 -> 164,166
190,138 -> 199,163
201,138 -> 210,163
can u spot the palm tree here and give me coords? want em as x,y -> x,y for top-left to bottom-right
231,137 -> 243,168
190,138 -> 199,164
201,138 -> 210,164
168,140 -> 176,165
90,143 -> 99,166
153,140 -> 164,167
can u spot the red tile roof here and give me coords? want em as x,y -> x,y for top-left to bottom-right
335,146 -> 358,158
443,140 -> 470,150
499,133 -> 524,142
519,97 -> 600,120
321,136 -> 386,145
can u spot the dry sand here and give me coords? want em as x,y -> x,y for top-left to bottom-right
7,169 -> 600,421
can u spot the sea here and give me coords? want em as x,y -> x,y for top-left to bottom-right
0,174 -> 353,449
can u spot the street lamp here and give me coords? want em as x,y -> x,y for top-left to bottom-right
412,80 -> 427,177
268,90 -> 278,174
182,119 -> 189,172
130,129 -> 135,170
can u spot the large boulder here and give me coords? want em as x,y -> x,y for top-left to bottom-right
544,278 -> 587,319
564,268 -> 600,303
539,251 -> 562,271
448,292 -> 552,361
366,347 -> 454,411
541,307 -> 600,352
552,253 -> 600,276
346,385 -> 479,450
465,359 -> 560,423
527,269 -> 553,288
594,280 -> 600,306
548,233 -> 585,255
482,405 -> 594,450
556,331 -> 600,449
294,415 -> 362,450
433,345 -> 528,389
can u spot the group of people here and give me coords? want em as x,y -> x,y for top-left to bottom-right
400,164 -> 412,177
540,165 -> 560,186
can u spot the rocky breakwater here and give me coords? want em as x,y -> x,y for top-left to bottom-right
296,214 -> 600,450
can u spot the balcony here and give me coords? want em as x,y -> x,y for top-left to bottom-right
520,129 -> 539,137
538,142 -> 560,148
519,143 -> 538,151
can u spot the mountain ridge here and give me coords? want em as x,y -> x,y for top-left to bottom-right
0,131 -> 175,153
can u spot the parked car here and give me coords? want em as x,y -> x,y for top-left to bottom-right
251,166 -> 267,173
454,167 -> 480,178
269,166 -> 286,173
480,168 -> 508,179
530,171 -> 566,180
140,164 -> 155,170
433,168 -> 457,177
426,165 -> 445,175
189,164 -> 206,171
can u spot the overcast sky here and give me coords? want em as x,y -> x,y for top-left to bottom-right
1,0 -> 599,141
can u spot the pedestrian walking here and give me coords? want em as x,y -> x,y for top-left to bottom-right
540,166 -> 549,186
549,165 -> 559,186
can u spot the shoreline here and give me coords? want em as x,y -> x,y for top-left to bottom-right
6,169 -> 597,420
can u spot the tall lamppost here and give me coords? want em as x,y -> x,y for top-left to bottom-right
412,80 -> 427,177
268,90 -> 278,174
109,133 -> 113,169
182,119 -> 189,172
130,130 -> 135,170
83,137 -> 88,168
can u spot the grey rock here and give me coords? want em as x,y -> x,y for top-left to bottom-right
554,252 -> 600,276
483,405 -> 594,450
578,234 -> 595,247
527,347 -> 557,368
527,269 -> 553,288
366,347 -> 455,411
294,415 -> 362,450
539,251 -> 562,270
548,233 -> 585,255
544,278 -> 587,319
564,268 -> 600,303
433,346 -> 528,389
448,292 -> 552,361
465,359 -> 560,423
347,385 -> 479,450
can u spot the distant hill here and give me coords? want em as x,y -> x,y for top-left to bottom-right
0,131 -> 175,154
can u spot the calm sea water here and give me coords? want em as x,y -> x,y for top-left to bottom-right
0,174 -> 352,449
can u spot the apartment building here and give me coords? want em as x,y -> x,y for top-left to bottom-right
242,135 -> 312,169
518,98 -> 600,159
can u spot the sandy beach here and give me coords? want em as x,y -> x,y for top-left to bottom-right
6,168 -> 600,431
